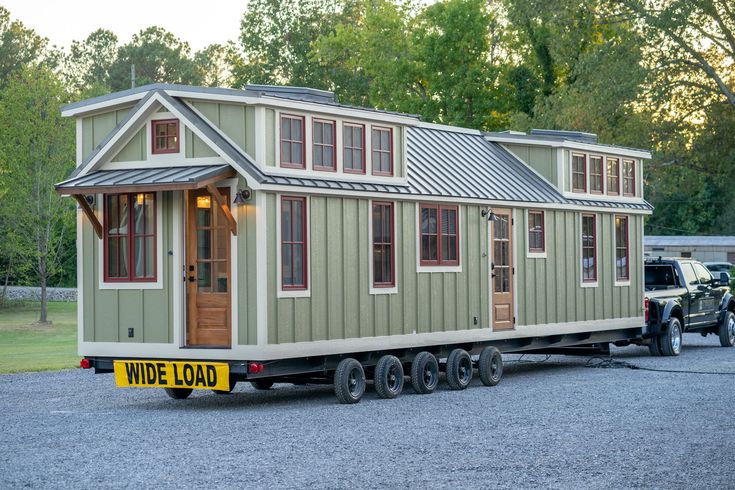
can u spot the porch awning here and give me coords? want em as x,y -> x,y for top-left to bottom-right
55,164 -> 235,195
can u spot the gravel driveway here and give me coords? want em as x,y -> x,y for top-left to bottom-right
1,334 -> 734,489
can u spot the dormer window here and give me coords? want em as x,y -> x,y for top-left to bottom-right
571,153 -> 587,192
371,127 -> 393,176
280,114 -> 305,169
313,119 -> 336,171
152,119 -> 179,154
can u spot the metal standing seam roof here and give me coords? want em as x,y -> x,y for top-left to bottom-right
55,165 -> 234,192
644,236 -> 735,247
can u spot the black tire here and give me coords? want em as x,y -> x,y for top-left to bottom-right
478,346 -> 503,386
660,317 -> 683,356
374,355 -> 404,399
250,379 -> 274,391
334,358 -> 365,404
446,349 -> 473,390
213,375 -> 237,394
719,311 -> 735,347
410,351 -> 439,394
648,335 -> 663,357
164,388 -> 193,399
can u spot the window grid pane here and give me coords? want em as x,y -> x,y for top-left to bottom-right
615,216 -> 629,280
280,116 -> 305,168
313,120 -> 335,170
105,193 -> 156,281
572,154 -> 586,192
590,157 -> 603,193
623,160 -> 635,196
371,128 -> 392,175
582,215 -> 596,282
420,205 -> 458,265
281,197 -> 307,289
528,211 -> 544,252
607,158 -> 620,195
372,203 -> 394,286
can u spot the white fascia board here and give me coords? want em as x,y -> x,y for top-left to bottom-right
414,121 -> 481,135
61,93 -> 148,117
486,136 -> 652,160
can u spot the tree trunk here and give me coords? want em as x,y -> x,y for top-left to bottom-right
0,256 -> 11,305
39,256 -> 48,324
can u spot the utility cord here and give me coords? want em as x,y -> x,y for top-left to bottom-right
584,356 -> 735,376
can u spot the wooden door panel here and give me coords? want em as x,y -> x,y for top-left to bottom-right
491,209 -> 514,331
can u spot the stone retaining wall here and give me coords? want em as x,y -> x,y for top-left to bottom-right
2,286 -> 77,302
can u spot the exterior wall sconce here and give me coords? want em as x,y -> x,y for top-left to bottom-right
481,208 -> 499,222
84,194 -> 95,206
233,189 -> 252,205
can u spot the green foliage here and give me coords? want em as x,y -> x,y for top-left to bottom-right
0,7 -> 46,87
63,29 -> 119,93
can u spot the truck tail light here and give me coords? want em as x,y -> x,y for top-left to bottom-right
248,362 -> 264,374
644,297 -> 649,323
79,358 -> 91,369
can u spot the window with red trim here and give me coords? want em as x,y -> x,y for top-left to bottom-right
420,204 -> 458,266
623,160 -> 635,196
590,156 -> 604,193
104,193 -> 156,282
152,119 -> 179,154
582,214 -> 597,282
615,215 -> 629,281
343,123 -> 365,174
371,127 -> 393,175
528,210 -> 544,253
313,119 -> 336,171
281,196 -> 307,289
607,158 -> 620,195
572,153 -> 586,192
280,115 -> 305,168
372,202 -> 395,287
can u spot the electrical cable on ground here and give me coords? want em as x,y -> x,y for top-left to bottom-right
584,356 -> 735,376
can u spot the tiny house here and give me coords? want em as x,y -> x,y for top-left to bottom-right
58,85 -> 653,403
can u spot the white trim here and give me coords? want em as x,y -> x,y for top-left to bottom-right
223,180 -> 240,347
75,118 -> 83,167
415,120 -> 481,135
485,135 -> 651,159
579,212 -> 599,288
77,316 -> 644,361
96,191 -> 164,290
254,106 -> 266,165
255,191 -> 268,345
172,191 -> 184,348
415,202 -> 463,273
525,209 -> 547,259
512,209 -> 519,328
556,148 -> 564,190
368,199 -> 398,295
613,213 -> 632,287
62,93 -> 149,117
275,194 -> 312,298
100,157 -> 226,171
76,208 -> 84,354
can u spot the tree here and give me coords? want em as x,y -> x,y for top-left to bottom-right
0,6 -> 46,86
194,43 -> 236,87
63,29 -> 119,93
0,67 -> 75,322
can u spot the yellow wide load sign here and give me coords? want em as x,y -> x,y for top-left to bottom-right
113,360 -> 230,391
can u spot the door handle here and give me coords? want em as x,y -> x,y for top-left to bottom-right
188,276 -> 196,282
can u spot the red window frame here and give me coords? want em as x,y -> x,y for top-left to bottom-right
589,156 -> 604,194
581,213 -> 597,283
312,118 -> 336,172
343,122 -> 366,174
571,153 -> 587,193
103,193 -> 157,282
281,196 -> 308,290
607,158 -> 620,196
615,215 -> 630,281
372,201 -> 395,287
371,126 -> 393,176
151,119 -> 179,155
280,114 -> 306,169
622,160 -> 636,196
419,203 -> 459,266
528,210 -> 545,253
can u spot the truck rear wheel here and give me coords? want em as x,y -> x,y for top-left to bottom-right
410,351 -> 439,394
374,355 -> 404,399
446,349 -> 473,390
334,358 -> 365,404
164,388 -> 193,400
478,346 -> 503,386
250,379 -> 274,390
660,318 -> 682,356
648,335 -> 663,357
719,311 -> 735,347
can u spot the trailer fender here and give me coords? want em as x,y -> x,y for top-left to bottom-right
719,292 -> 734,314
651,300 -> 683,335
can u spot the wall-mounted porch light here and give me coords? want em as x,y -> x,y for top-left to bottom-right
481,208 -> 499,222
233,189 -> 252,205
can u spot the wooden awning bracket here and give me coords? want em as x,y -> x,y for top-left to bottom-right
74,195 -> 103,239
206,184 -> 238,236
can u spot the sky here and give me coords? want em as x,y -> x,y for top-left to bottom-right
2,0 -> 247,51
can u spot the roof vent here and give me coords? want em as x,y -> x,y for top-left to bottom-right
497,130 -> 527,135
530,129 -> 598,144
244,84 -> 338,104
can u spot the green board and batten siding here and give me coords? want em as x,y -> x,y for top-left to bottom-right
236,182 -> 259,345
503,143 -> 558,187
184,100 -> 257,159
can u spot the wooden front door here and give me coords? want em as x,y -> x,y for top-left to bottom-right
491,209 -> 514,330
186,188 -> 231,347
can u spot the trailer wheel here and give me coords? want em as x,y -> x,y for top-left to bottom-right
213,375 -> 237,394
410,351 -> 439,394
648,335 -> 662,357
250,379 -> 274,390
446,349 -> 473,390
374,355 -> 404,399
334,358 -> 365,404
718,311 -> 735,347
478,346 -> 503,386
164,388 -> 193,400
660,318 -> 682,356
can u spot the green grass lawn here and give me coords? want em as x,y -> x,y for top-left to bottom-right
0,301 -> 78,374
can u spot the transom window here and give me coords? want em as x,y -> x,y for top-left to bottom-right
313,119 -> 336,171
104,193 -> 156,282
420,204 -> 459,266
572,153 -> 587,192
280,114 -> 305,168
528,210 -> 545,253
623,160 -> 636,196
281,196 -> 307,289
371,127 -> 393,176
582,214 -> 597,283
607,158 -> 620,196
152,119 -> 179,154
372,202 -> 395,287
343,123 -> 365,174
615,215 -> 629,281
590,156 -> 604,193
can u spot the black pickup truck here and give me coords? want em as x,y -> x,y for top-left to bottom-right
644,257 -> 734,356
